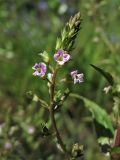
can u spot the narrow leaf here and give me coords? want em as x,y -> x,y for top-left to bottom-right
90,64 -> 114,86
70,93 -> 114,134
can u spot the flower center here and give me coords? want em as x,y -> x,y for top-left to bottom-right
58,56 -> 63,61
37,68 -> 42,73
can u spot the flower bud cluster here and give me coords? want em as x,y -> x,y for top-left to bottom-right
56,12 -> 82,52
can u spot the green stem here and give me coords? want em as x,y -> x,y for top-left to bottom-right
49,66 -> 70,159
50,106 -> 68,154
50,67 -> 58,102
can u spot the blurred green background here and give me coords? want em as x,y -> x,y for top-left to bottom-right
0,0 -> 120,159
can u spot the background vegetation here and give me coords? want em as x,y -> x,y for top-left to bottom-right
0,0 -> 120,159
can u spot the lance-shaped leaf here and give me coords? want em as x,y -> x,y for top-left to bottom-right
90,64 -> 114,86
70,93 -> 114,134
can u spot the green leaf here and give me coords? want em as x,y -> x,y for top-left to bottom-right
39,51 -> 49,63
70,93 -> 114,134
90,64 -> 114,86
111,146 -> 120,154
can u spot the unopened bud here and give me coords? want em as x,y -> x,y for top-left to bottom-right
56,38 -> 62,50
76,12 -> 81,20
68,29 -> 75,37
75,20 -> 80,27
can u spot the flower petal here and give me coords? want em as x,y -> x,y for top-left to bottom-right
57,49 -> 64,55
63,53 -> 71,62
54,53 -> 60,61
57,61 -> 65,65
32,63 -> 39,70
70,70 -> 78,78
40,63 -> 47,72
77,73 -> 84,83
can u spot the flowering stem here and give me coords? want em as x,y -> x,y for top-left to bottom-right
49,66 -> 70,159
50,67 -> 58,102
50,107 -> 69,155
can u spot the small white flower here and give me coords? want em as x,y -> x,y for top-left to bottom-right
103,86 -> 111,94
47,73 -> 53,82
4,142 -> 12,150
71,70 -> 84,84
27,126 -> 35,134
